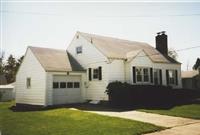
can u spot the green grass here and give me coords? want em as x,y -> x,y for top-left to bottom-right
0,102 -> 162,135
139,104 -> 200,119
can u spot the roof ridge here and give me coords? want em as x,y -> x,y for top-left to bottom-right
28,46 -> 66,52
78,31 -> 149,45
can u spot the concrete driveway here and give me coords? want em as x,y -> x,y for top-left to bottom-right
86,110 -> 200,135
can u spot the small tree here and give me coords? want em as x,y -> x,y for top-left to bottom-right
193,58 -> 200,74
4,55 -> 17,83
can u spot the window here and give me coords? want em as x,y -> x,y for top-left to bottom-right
154,69 -> 160,85
76,46 -> 82,54
143,68 -> 149,82
169,70 -> 175,85
136,67 -> 150,83
67,82 -> 73,88
74,82 -> 80,88
53,82 -> 59,89
93,68 -> 99,79
60,82 -> 66,88
136,68 -> 142,82
26,78 -> 31,88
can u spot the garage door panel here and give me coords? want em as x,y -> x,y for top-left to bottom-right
53,75 -> 81,105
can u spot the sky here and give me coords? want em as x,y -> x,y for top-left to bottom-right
1,1 -> 200,71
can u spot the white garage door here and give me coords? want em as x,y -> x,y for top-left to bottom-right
53,75 -> 81,105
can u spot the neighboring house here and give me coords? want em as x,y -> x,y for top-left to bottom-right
0,74 -> 7,85
15,31 -> 182,106
182,70 -> 200,89
0,83 -> 15,101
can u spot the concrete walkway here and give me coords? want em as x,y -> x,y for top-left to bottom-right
86,110 -> 200,135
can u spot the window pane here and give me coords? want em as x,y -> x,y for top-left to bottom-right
136,68 -> 142,82
154,69 -> 159,85
93,68 -> 99,79
67,82 -> 73,88
74,82 -> 80,88
53,82 -> 59,88
76,46 -> 82,54
143,68 -> 149,82
26,78 -> 31,88
169,70 -> 175,85
60,82 -> 66,88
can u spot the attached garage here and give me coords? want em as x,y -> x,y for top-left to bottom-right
53,75 -> 82,105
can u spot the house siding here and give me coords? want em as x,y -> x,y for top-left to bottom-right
15,48 -> 46,106
125,51 -> 182,88
67,34 -> 109,100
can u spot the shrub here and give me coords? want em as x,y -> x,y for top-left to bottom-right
106,81 -> 200,108
0,91 -> 3,101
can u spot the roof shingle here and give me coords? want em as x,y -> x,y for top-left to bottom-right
29,46 -> 84,72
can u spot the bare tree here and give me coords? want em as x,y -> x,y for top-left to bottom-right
168,48 -> 178,60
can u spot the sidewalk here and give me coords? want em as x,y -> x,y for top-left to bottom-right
85,110 -> 200,135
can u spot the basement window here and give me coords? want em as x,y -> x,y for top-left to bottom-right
26,78 -> 31,88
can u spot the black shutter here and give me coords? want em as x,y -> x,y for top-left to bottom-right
166,70 -> 169,85
98,66 -> 102,80
159,69 -> 162,85
175,70 -> 178,85
150,68 -> 153,83
89,68 -> 92,81
132,67 -> 136,83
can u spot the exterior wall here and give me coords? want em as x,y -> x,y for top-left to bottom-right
67,33 -> 108,68
67,34 -> 109,101
107,59 -> 125,83
182,76 -> 200,89
15,48 -> 46,105
125,51 -> 182,88
46,71 -> 86,105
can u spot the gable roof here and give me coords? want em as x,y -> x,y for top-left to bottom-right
78,31 -> 180,64
29,46 -> 84,72
181,70 -> 199,78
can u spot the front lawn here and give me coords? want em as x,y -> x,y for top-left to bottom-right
0,102 -> 161,135
138,103 -> 200,119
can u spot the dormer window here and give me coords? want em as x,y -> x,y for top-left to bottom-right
76,46 -> 82,54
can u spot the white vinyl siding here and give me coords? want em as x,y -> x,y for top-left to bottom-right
67,33 -> 109,101
125,51 -> 182,88
15,48 -> 46,106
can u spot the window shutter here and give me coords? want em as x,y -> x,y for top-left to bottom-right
98,66 -> 102,80
175,70 -> 178,85
159,69 -> 162,85
89,68 -> 92,81
150,68 -> 153,83
132,67 -> 136,83
166,70 -> 169,85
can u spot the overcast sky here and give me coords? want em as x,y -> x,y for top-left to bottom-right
1,1 -> 200,70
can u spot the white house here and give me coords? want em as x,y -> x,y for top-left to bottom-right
15,31 -> 182,106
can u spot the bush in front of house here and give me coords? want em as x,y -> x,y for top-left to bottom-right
105,81 -> 200,108
0,91 -> 3,101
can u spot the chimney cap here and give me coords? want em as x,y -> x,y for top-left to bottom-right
157,31 -> 166,35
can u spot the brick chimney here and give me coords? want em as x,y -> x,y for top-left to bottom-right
156,31 -> 168,56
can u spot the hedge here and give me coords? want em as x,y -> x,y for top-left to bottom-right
105,81 -> 200,108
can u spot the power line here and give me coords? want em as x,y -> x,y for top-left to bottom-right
136,45 -> 200,58
1,10 -> 200,18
